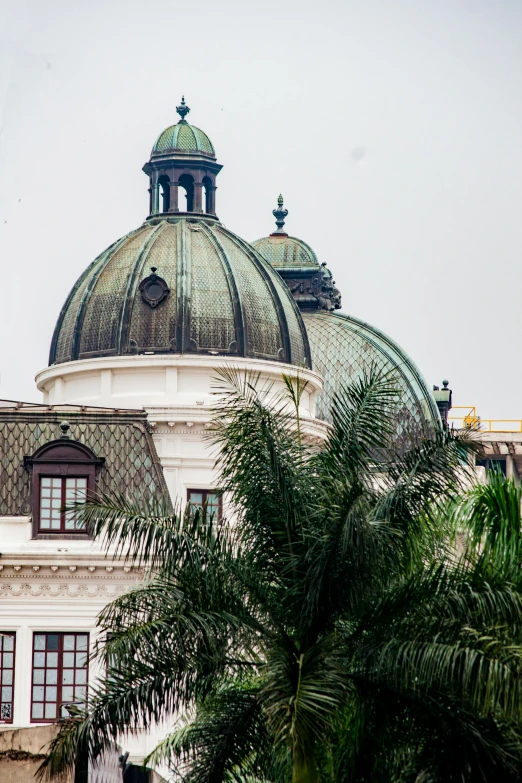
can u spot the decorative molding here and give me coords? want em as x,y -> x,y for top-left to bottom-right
0,582 -> 129,599
0,565 -> 143,579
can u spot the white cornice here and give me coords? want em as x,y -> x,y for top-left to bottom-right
36,354 -> 323,392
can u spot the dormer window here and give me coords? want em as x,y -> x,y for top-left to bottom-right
24,423 -> 104,538
39,477 -> 88,532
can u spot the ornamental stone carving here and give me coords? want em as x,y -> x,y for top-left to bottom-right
286,264 -> 342,312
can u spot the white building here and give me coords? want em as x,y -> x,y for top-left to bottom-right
0,99 -> 442,774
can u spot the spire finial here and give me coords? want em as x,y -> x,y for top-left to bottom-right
176,96 -> 190,124
272,194 -> 288,235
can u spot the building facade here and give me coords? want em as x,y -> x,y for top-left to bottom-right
0,99 -> 442,771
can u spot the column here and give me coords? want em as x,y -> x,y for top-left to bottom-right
193,182 -> 203,213
208,185 -> 217,215
151,184 -> 160,215
169,181 -> 179,212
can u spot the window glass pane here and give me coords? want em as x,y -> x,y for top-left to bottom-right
34,635 -> 45,650
63,653 -> 75,668
1,703 -> 12,720
34,652 -> 45,667
47,635 -> 59,651
62,670 -> 74,685
63,635 -> 75,651
2,653 -> 13,668
1,687 -> 12,702
45,686 -> 57,702
62,686 -> 74,702
189,492 -> 203,504
75,669 -> 87,685
32,703 -> 43,719
47,652 -> 58,668
76,636 -> 88,651
33,686 -> 44,702
2,670 -> 13,685
46,669 -> 57,685
75,686 -> 86,702
76,652 -> 87,668
33,670 -> 45,684
45,703 -> 56,719
41,478 -> 51,487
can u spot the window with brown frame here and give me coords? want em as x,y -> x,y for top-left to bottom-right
24,437 -> 104,538
0,632 -> 15,724
31,632 -> 89,722
187,489 -> 222,521
39,476 -> 88,532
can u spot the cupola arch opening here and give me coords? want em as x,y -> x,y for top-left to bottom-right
178,173 -> 194,213
157,174 -> 170,213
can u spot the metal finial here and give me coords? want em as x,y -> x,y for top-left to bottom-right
176,96 -> 190,123
442,380 -> 449,389
150,266 -> 158,275
59,421 -> 71,439
272,194 -> 288,234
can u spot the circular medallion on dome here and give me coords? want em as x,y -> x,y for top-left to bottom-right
139,267 -> 170,308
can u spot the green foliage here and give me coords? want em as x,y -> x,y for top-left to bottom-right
39,368 -> 522,782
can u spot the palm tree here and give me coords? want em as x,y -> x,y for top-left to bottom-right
39,369 -> 522,782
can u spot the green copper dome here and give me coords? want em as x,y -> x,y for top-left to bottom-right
50,218 -> 311,368
304,312 -> 440,430
252,234 -> 318,268
152,122 -> 215,158
151,96 -> 214,158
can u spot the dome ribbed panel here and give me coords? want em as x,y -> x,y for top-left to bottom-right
304,312 -> 439,431
176,124 -> 197,150
212,228 -> 281,358
193,127 -> 214,154
54,254 -> 106,364
127,224 -> 179,351
78,228 -> 154,357
188,226 -> 236,351
252,236 -> 318,268
267,270 -> 309,367
153,126 -> 176,153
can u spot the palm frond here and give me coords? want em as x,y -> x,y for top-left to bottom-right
145,683 -> 282,783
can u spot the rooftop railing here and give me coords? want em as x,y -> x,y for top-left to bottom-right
449,406 -> 522,433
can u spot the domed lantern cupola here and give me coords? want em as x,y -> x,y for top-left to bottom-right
143,97 -> 222,219
253,197 -> 342,312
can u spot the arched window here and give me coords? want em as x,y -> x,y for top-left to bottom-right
24,437 -> 104,538
202,176 -> 212,214
158,175 -> 170,213
178,174 -> 194,213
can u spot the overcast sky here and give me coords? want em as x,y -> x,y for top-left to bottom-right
1,0 -> 521,422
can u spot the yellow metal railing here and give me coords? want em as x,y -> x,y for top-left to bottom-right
448,406 -> 522,433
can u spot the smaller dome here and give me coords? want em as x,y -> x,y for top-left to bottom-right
252,195 -> 319,269
152,123 -> 215,158
151,97 -> 215,158
252,234 -> 318,268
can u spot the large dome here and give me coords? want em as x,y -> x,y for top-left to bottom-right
50,218 -> 311,368
304,312 -> 440,430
